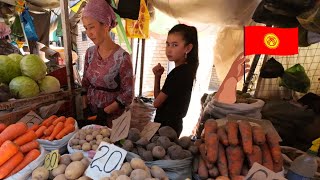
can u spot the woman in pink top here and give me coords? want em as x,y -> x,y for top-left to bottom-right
81,0 -> 133,127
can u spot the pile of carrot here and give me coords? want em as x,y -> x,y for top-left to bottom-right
194,119 -> 283,180
32,115 -> 76,141
0,122 -> 41,179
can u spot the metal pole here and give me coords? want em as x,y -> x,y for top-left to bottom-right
139,39 -> 146,96
242,54 -> 261,93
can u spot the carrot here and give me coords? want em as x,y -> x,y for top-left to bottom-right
266,132 -> 281,163
273,154 -> 283,173
0,151 -> 24,179
13,130 -> 37,146
204,119 -> 217,141
35,126 -> 47,138
9,149 -> 40,176
0,122 -> 28,146
48,122 -> 64,141
261,143 -> 274,171
28,124 -> 39,132
43,125 -> 55,136
205,133 -> 219,163
217,143 -> 228,177
208,166 -> 219,178
246,145 -> 262,167
64,117 -> 75,127
20,140 -> 39,154
52,116 -> 66,126
87,115 -> 97,121
239,121 -> 253,154
198,156 -> 209,180
252,126 -> 266,145
217,127 -> 229,146
55,124 -> 75,139
226,146 -> 244,178
199,143 -> 207,160
0,140 -> 19,167
41,115 -> 58,127
194,139 -> 203,147
0,123 -> 7,133
232,176 -> 245,180
193,155 -> 200,173
225,121 -> 239,146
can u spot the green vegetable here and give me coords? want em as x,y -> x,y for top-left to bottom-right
38,76 -> 60,93
0,55 -> 21,84
20,54 -> 47,81
9,76 -> 40,99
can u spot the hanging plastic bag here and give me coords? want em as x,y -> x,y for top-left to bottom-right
279,64 -> 311,93
125,0 -> 150,39
129,97 -> 156,131
21,8 -> 38,41
264,0 -> 315,16
297,2 -> 320,33
114,0 -> 140,20
260,57 -> 284,78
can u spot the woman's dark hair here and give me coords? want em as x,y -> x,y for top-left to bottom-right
168,24 -> 199,79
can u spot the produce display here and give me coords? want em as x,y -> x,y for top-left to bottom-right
194,119 -> 283,180
69,125 -> 111,151
0,53 -> 60,101
100,158 -> 169,180
35,115 -> 76,141
120,126 -> 197,161
32,152 -> 91,180
0,122 -> 41,179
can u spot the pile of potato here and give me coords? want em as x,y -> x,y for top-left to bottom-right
101,158 -> 168,180
69,126 -> 111,151
32,152 -> 91,180
120,126 -> 198,161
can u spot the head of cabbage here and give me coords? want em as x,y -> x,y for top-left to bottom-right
38,76 -> 61,94
0,55 -> 22,84
9,76 -> 40,99
20,54 -> 47,81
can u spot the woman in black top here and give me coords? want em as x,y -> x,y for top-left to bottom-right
153,24 -> 199,137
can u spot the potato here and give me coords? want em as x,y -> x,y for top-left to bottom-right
156,136 -> 172,149
74,133 -> 80,139
70,138 -> 80,146
116,175 -> 130,180
53,174 -> 67,180
181,150 -> 192,159
216,176 -> 230,180
96,139 -> 102,146
96,134 -> 104,140
152,146 -> 166,159
150,165 -> 167,179
51,164 -> 67,177
72,145 -> 82,150
188,145 -> 199,155
127,128 -> 141,142
77,176 -> 92,180
60,154 -> 71,166
85,128 -> 93,134
120,162 -> 132,176
163,155 -> 171,160
130,158 -> 147,170
81,157 -> 91,167
92,144 -> 99,151
79,133 -> 86,140
158,126 -> 178,141
142,151 -> 153,161
103,137 -> 111,143
122,140 -> 134,151
100,177 -> 111,180
145,178 -> 159,180
130,169 -> 149,180
90,140 -> 97,146
111,170 -> 125,178
135,137 -> 149,147
146,143 -> 156,151
79,139 -> 87,145
150,136 -> 159,143
101,128 -> 111,137
178,136 -> 192,149
71,152 -> 84,161
32,166 -> 49,180
65,161 -> 86,179
92,130 -> 100,137
82,142 -> 91,151
86,135 -> 94,141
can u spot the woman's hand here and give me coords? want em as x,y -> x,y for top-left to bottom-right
152,63 -> 164,77
227,52 -> 250,82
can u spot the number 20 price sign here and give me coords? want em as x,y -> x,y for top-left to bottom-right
85,142 -> 127,179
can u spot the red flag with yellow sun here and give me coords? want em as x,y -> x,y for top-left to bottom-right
244,26 -> 298,56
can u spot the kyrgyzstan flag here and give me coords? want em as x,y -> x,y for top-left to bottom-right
244,26 -> 298,56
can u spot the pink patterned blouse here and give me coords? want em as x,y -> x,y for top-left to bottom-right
82,45 -> 134,120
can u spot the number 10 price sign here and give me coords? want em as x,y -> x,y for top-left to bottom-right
85,142 -> 127,179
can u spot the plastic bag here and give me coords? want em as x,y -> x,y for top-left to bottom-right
5,146 -> 46,180
114,0 -> 140,20
126,152 -> 193,180
264,0 -> 315,16
125,0 -> 150,39
129,97 -> 156,131
38,121 -> 78,154
260,57 -> 284,78
21,8 -> 38,41
279,64 -> 311,93
297,2 -> 320,33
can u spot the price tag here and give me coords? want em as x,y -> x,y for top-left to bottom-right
110,110 -> 131,143
44,150 -> 60,170
140,122 -> 161,141
19,111 -> 43,127
85,142 -> 127,179
245,163 -> 286,180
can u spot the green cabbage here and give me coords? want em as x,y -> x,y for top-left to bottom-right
0,55 -> 22,84
9,76 -> 40,99
20,54 -> 47,81
38,76 -> 61,93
